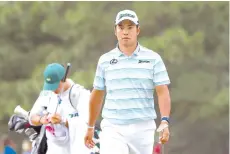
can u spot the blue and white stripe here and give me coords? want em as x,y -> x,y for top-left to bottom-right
93,44 -> 170,125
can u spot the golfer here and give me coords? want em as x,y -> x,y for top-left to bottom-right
84,9 -> 171,154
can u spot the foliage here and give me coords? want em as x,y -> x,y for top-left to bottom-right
0,2 -> 228,153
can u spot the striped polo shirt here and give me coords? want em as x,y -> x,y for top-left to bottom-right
93,44 -> 170,125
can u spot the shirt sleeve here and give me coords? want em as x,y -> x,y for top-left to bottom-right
4,146 -> 16,154
153,54 -> 170,86
93,57 -> 105,90
76,86 -> 91,123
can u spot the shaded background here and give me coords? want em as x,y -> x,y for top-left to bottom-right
0,1 -> 228,154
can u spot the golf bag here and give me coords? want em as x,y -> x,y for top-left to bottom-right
8,106 -> 48,154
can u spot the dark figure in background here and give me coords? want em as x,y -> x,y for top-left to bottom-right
1,136 -> 16,154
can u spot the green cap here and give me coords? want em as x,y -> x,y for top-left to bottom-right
43,63 -> 65,91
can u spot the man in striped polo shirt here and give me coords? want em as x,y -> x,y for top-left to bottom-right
85,10 -> 171,154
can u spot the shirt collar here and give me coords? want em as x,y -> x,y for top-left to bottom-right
115,42 -> 140,57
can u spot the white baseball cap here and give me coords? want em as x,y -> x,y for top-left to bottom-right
115,10 -> 139,25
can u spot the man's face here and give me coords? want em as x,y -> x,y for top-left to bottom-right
115,19 -> 140,47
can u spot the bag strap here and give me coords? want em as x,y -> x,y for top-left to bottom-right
69,84 -> 75,109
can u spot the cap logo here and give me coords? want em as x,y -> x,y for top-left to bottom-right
119,13 -> 135,20
46,77 -> 51,82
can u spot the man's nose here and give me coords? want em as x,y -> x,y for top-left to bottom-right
123,29 -> 128,35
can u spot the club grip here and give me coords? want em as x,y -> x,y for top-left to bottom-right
62,63 -> 71,82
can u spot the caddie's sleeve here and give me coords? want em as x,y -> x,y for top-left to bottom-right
76,87 -> 91,123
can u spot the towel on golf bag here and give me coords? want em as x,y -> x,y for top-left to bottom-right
31,125 -> 47,154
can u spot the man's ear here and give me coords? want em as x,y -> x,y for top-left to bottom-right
114,26 -> 117,36
137,26 -> 140,36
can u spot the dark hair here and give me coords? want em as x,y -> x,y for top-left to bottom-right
114,25 -> 140,29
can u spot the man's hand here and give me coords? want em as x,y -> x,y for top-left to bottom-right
84,128 -> 95,149
40,115 -> 49,125
155,84 -> 171,144
157,121 -> 170,144
50,113 -> 62,124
